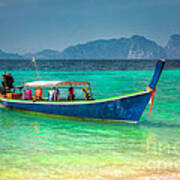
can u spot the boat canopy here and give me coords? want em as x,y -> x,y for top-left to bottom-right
24,81 -> 90,88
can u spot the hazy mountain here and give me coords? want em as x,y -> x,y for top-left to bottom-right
1,34 -> 180,59
0,49 -> 22,59
165,34 -> 180,59
59,38 -> 130,59
127,35 -> 166,59
23,49 -> 61,60
59,35 -> 166,59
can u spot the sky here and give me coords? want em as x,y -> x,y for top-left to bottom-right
0,0 -> 180,54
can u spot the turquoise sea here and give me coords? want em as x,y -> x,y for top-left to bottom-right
0,60 -> 180,180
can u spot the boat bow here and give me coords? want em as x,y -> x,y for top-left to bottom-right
147,59 -> 165,115
148,59 -> 165,91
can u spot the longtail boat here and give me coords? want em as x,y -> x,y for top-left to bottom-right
0,59 -> 165,123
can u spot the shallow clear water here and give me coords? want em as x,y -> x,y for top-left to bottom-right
0,68 -> 180,179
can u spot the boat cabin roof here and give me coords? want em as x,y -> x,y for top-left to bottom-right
24,80 -> 90,88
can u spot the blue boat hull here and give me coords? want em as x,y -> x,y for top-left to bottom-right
0,92 -> 151,123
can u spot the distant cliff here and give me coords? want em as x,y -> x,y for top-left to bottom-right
0,34 -> 180,59
165,34 -> 180,59
0,49 -> 22,59
60,35 -> 166,59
